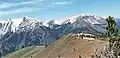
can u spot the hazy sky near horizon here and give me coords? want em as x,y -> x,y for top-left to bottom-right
0,0 -> 120,20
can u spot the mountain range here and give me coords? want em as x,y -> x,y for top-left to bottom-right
0,15 -> 119,56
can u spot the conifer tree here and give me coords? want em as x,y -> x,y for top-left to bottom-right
106,16 -> 119,57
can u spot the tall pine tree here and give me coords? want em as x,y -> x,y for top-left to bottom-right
106,16 -> 120,57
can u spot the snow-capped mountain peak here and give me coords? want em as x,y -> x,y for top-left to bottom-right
52,14 -> 105,25
0,17 -> 46,34
59,14 -> 105,25
22,17 -> 41,22
0,19 -> 13,36
0,15 -> 106,34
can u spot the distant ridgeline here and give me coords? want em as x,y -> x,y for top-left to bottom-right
0,15 -> 120,56
115,19 -> 120,36
116,18 -> 120,28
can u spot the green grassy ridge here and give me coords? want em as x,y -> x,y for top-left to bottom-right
3,46 -> 35,58
3,46 -> 45,58
20,47 -> 45,58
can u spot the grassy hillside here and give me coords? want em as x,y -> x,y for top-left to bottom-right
32,34 -> 107,58
3,46 -> 45,58
4,34 -> 107,58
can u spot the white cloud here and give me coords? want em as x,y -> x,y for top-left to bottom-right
0,0 -> 46,9
0,3 -> 13,8
55,1 -> 71,5
0,0 -> 72,16
47,1 -> 71,8
0,7 -> 44,15
0,0 -> 70,9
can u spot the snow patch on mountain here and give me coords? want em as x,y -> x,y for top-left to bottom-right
0,17 -> 46,34
42,20 -> 49,27
53,14 -> 105,25
11,18 -> 23,32
0,19 -> 12,36
68,14 -> 105,25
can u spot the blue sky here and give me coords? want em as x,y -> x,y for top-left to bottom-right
0,0 -> 120,20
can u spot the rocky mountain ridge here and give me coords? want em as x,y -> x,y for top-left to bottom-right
0,15 -> 118,56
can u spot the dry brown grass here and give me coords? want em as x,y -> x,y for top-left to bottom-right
32,36 -> 107,58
